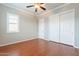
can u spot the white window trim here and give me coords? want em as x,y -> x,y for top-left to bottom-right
7,13 -> 19,33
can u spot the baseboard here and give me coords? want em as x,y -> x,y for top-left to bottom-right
37,37 -> 48,40
49,40 -> 73,47
1,37 -> 79,49
74,45 -> 79,49
40,39 -> 79,49
0,37 -> 38,47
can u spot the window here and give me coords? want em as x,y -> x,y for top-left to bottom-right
7,13 -> 19,33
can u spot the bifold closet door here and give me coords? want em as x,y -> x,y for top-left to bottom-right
59,10 -> 75,46
48,14 -> 59,42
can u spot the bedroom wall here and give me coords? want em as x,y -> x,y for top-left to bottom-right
75,7 -> 79,48
51,4 -> 79,48
0,4 -> 38,46
39,3 -> 79,48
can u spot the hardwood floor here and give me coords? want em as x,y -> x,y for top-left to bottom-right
0,38 -> 79,56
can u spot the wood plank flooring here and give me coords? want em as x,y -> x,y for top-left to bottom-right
0,38 -> 79,56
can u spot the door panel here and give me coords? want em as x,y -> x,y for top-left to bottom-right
38,18 -> 45,39
60,11 -> 75,46
48,14 -> 59,42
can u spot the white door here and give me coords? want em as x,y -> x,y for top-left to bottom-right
59,10 -> 75,46
48,14 -> 59,42
38,18 -> 45,39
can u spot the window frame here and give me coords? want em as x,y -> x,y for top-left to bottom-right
7,13 -> 19,33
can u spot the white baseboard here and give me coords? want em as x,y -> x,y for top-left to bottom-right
74,45 -> 79,49
0,37 -> 38,47
1,37 -> 79,49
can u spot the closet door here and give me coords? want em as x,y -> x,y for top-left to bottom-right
38,18 -> 45,39
48,14 -> 59,42
60,10 -> 75,46
44,17 -> 49,39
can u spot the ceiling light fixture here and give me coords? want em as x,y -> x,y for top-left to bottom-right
26,3 -> 46,12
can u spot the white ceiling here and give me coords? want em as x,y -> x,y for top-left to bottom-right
2,3 -> 65,15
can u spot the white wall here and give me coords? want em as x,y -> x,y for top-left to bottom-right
59,10 -> 75,46
38,18 -> 45,38
75,7 -> 79,48
1,3 -> 79,48
48,14 -> 59,42
0,4 -> 38,46
39,4 -> 79,48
